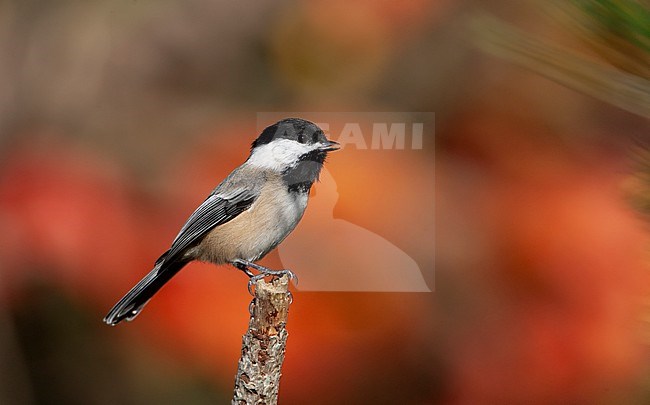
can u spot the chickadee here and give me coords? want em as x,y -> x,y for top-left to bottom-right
104,118 -> 340,326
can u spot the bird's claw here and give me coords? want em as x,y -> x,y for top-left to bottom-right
248,298 -> 256,316
232,259 -> 297,297
247,276 -> 258,296
246,269 -> 296,296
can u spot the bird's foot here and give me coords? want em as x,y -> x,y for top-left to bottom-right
230,259 -> 297,296
231,259 -> 255,277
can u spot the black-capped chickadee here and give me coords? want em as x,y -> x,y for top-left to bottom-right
104,118 -> 340,325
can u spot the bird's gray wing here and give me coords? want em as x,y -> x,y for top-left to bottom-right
162,188 -> 258,263
104,186 -> 259,325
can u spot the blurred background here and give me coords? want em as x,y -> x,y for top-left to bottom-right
0,0 -> 649,404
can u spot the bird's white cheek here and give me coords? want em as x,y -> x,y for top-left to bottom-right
270,144 -> 302,165
248,140 -> 314,170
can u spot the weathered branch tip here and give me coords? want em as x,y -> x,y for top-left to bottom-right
232,275 -> 292,405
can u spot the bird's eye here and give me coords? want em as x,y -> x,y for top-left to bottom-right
298,134 -> 305,143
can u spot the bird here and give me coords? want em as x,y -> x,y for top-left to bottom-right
103,118 -> 340,325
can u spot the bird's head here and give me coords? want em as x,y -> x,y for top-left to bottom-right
248,118 -> 340,172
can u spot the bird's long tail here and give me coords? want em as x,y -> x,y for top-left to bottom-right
103,256 -> 187,326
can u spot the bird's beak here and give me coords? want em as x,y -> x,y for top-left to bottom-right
320,140 -> 341,152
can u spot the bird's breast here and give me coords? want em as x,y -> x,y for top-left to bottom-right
195,182 -> 309,264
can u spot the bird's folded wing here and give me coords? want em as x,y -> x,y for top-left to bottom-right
163,189 -> 258,263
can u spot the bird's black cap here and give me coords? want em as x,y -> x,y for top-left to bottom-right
252,118 -> 329,150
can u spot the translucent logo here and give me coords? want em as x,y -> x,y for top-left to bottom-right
258,112 -> 434,292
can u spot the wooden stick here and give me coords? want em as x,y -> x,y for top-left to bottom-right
232,275 -> 291,405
